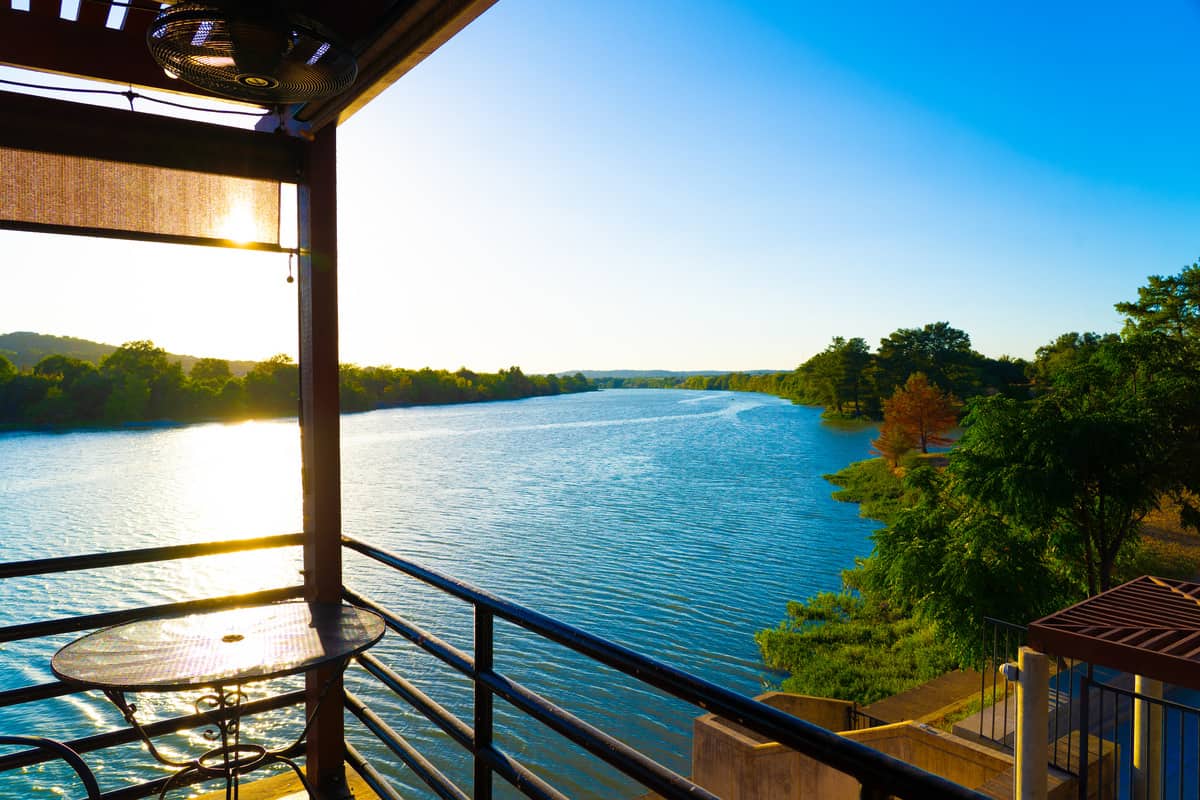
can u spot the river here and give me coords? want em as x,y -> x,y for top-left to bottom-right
0,388 -> 879,798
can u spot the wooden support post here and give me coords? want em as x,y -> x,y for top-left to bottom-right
1015,647 -> 1048,800
298,125 -> 347,799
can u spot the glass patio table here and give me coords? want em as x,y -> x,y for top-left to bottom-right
51,600 -> 386,799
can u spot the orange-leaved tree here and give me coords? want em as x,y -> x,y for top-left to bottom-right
880,372 -> 958,454
871,421 -> 918,467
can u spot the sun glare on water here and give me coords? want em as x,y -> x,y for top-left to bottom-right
173,421 -> 303,597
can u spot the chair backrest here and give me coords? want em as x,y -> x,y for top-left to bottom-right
0,735 -> 101,799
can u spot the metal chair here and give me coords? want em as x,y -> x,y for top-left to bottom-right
0,735 -> 101,799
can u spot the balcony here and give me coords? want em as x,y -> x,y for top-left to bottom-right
0,533 -> 987,799
0,3 -> 1000,798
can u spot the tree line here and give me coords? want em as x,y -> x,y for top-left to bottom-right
757,261 -> 1200,701
595,321 -> 1026,418
0,341 -> 595,428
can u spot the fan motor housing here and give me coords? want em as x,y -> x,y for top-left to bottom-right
147,3 -> 357,104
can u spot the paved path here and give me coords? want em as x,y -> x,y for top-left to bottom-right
863,668 -> 993,724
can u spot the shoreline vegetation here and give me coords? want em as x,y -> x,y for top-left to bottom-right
0,338 -> 595,431
754,261 -> 1200,704
593,320 -> 1029,419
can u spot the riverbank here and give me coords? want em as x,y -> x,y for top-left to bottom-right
756,455 -> 1200,705
0,341 -> 596,430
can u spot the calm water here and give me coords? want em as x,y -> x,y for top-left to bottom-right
0,389 -> 879,798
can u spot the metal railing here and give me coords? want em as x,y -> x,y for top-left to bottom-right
847,705 -> 888,731
977,616 -> 1026,749
0,533 -> 993,799
976,617 -> 1085,776
0,534 -> 306,799
341,535 -> 988,800
1078,675 -> 1200,800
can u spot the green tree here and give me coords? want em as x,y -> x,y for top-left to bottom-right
30,355 -> 104,423
1115,259 -> 1200,340
190,357 -> 232,386
856,465 -> 1072,660
797,336 -> 873,415
0,354 -> 17,383
100,341 -> 179,421
1028,332 -> 1118,390
875,322 -> 978,398
952,385 -> 1168,595
243,354 -> 299,415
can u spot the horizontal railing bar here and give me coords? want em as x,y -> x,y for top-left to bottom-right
356,651 -> 474,752
1087,679 -> 1200,714
479,668 -> 717,800
343,588 -> 474,676
346,691 -> 471,800
94,741 -> 306,800
0,533 -> 303,580
345,741 -> 406,800
343,536 -> 986,800
0,679 -> 78,709
0,689 -> 304,772
0,585 -> 304,643
982,616 -> 1028,633
480,742 -> 569,800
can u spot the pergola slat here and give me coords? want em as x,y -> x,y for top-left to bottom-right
1029,576 -> 1200,691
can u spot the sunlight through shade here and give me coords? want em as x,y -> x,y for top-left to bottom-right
0,145 -> 285,249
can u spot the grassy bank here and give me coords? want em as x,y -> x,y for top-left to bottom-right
757,457 -> 1199,705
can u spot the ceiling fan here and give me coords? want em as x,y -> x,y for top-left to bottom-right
146,1 -> 358,104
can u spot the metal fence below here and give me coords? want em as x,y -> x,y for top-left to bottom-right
977,617 -> 1086,777
1078,675 -> 1200,800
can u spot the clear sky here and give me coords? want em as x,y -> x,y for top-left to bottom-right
3,1 -> 1199,373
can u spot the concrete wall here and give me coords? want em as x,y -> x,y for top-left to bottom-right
693,694 -> 1012,800
849,723 -> 1010,788
691,692 -> 854,800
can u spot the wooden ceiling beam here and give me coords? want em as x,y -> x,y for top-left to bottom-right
0,91 -> 304,181
77,0 -> 114,29
0,7 -> 181,94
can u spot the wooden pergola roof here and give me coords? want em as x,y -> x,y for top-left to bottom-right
0,0 -> 496,132
1028,575 -> 1200,691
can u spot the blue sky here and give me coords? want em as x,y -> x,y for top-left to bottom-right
4,1 -> 1198,371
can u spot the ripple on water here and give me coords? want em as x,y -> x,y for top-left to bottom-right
0,390 -> 879,799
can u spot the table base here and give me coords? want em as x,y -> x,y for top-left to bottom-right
103,671 -> 342,800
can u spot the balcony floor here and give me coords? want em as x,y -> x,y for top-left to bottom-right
193,767 -> 382,799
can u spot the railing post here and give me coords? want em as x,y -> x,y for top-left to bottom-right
474,607 -> 493,800
1015,647 -> 1048,800
979,618 -> 988,742
1133,675 -> 1163,800
1078,675 -> 1089,800
298,124 -> 347,798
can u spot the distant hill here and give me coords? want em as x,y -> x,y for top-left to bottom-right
0,332 -> 259,376
566,369 -> 786,379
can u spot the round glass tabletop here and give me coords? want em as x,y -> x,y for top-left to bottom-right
51,601 -> 385,691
